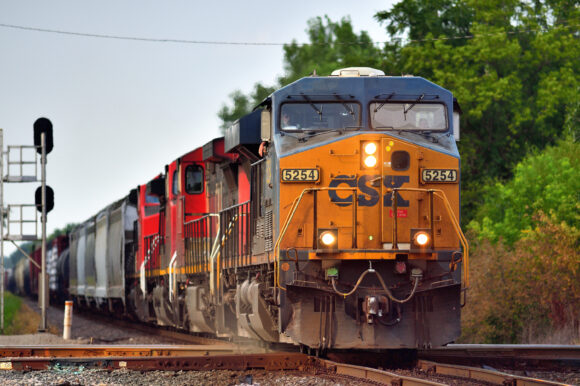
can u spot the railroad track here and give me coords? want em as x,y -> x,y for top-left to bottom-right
419,344 -> 580,371
0,345 -> 575,385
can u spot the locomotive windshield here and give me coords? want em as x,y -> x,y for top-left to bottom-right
280,102 -> 361,132
370,102 -> 447,132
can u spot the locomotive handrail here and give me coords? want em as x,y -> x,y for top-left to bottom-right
274,187 -> 358,291
140,233 -> 160,294
388,187 -> 470,289
210,201 -> 251,299
274,186 -> 469,291
183,212 -> 218,274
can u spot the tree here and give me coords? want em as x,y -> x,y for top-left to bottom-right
461,213 -> 580,343
279,16 -> 383,85
376,0 -> 580,221
468,139 -> 579,245
217,16 -> 383,131
375,0 -> 473,45
217,85 -> 276,132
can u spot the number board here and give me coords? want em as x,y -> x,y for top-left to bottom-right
281,168 -> 320,182
421,169 -> 458,183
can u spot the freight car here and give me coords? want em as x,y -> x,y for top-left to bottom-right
53,67 -> 468,351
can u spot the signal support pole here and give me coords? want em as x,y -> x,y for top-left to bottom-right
39,132 -> 47,332
0,129 -> 4,333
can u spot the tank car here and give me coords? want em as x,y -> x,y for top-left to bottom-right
14,257 -> 30,297
68,198 -> 137,312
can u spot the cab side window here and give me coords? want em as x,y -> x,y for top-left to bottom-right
185,165 -> 203,194
172,170 -> 179,195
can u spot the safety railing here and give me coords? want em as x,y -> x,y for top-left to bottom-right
143,233 -> 162,273
184,214 -> 217,274
219,201 -> 251,270
274,186 -> 469,291
274,187 -> 358,291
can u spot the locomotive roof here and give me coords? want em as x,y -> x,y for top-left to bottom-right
272,74 -> 453,106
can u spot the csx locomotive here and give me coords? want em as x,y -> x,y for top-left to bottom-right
19,67 -> 469,351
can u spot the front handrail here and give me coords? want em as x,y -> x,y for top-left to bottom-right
273,186 -> 469,291
274,187 -> 358,291
388,187 -> 470,289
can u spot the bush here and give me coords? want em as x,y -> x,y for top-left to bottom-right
468,139 -> 579,246
461,213 -> 580,343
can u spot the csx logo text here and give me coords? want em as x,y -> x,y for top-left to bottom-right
328,175 -> 409,207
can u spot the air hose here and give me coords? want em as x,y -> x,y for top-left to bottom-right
330,263 -> 422,304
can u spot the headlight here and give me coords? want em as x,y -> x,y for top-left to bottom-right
411,228 -> 432,251
321,232 -> 336,246
317,228 -> 338,250
361,141 -> 379,168
364,142 -> 377,155
363,155 -> 377,168
414,232 -> 429,246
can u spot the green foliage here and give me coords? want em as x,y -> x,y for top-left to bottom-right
48,223 -> 78,239
217,16 -> 382,132
469,139 -> 579,245
2,292 -> 22,335
217,85 -> 275,132
376,0 -> 580,221
375,0 -> 473,45
279,16 -> 383,85
461,213 -> 580,343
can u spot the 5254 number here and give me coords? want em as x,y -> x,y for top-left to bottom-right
281,168 -> 320,182
421,169 -> 458,183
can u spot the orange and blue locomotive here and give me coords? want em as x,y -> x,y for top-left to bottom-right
60,67 -> 469,351
266,67 -> 468,350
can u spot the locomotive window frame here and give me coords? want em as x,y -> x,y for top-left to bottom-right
172,170 -> 179,196
279,101 -> 362,133
369,101 -> 448,132
185,164 -> 204,195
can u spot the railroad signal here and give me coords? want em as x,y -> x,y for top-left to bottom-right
33,117 -> 53,154
35,185 -> 54,213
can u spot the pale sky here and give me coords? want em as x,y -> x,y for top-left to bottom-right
0,0 -> 395,256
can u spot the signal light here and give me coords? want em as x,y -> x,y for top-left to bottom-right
33,117 -> 53,154
35,186 -> 54,214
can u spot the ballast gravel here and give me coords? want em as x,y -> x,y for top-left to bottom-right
0,368 -> 375,385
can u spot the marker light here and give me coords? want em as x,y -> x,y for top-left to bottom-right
414,232 -> 430,246
364,142 -> 377,155
364,155 -> 377,168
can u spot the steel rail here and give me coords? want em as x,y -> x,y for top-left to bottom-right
418,360 -> 571,386
0,351 -> 447,385
315,358 -> 446,385
1,347 -> 571,385
0,344 -> 239,359
0,352 -> 307,372
419,344 -> 580,370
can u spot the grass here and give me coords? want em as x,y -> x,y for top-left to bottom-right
1,292 -> 57,335
2,291 -> 22,334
